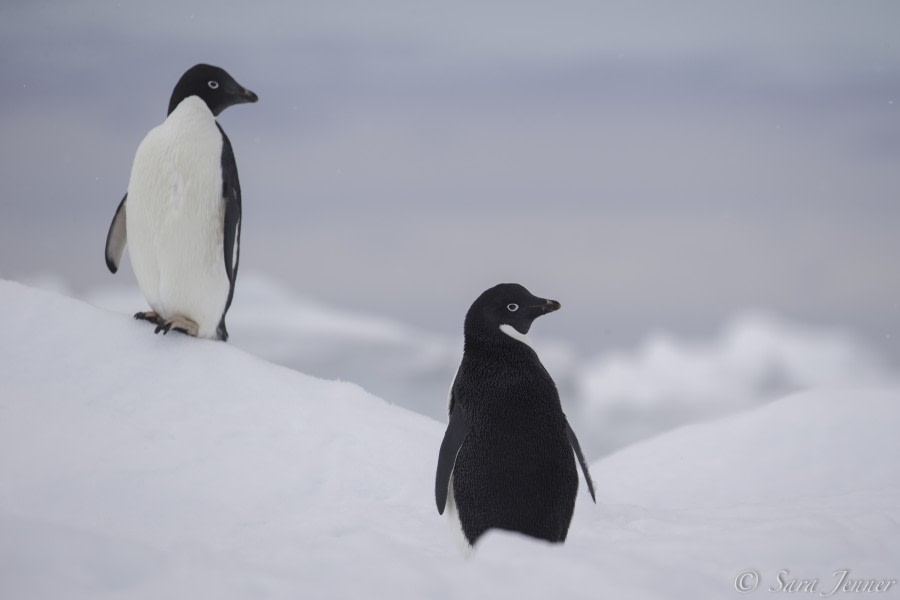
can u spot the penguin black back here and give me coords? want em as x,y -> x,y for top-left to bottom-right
435,284 -> 595,548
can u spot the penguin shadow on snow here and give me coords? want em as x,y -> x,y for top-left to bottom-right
104,64 -> 258,342
435,283 -> 596,554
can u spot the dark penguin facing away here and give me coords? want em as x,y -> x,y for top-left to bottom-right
435,283 -> 595,548
104,64 -> 258,341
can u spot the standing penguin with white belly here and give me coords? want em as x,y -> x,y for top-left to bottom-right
104,64 -> 258,341
435,283 -> 596,549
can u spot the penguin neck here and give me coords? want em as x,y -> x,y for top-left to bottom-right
463,327 -> 540,363
499,324 -> 534,349
166,96 -> 216,129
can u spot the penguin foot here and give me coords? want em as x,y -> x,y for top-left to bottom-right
154,316 -> 199,337
134,311 -> 162,325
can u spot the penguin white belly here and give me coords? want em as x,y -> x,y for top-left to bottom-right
445,475 -> 474,556
444,366 -> 473,555
125,97 -> 230,340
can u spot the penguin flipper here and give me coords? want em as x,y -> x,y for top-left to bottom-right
217,124 -> 242,341
566,421 -> 596,502
435,401 -> 469,514
104,194 -> 127,274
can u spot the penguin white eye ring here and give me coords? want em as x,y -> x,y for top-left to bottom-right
208,80 -> 219,89
507,303 -> 519,312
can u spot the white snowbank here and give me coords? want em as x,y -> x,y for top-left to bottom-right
84,275 -> 463,423
1,279 -> 898,599
576,313 -> 897,456
79,275 -> 897,460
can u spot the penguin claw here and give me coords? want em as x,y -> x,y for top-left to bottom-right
134,311 -> 162,325
153,316 -> 199,337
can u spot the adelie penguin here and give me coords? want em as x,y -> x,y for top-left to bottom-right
435,283 -> 596,549
104,64 -> 258,341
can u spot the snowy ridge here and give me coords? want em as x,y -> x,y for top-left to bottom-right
1,279 -> 899,599
79,275 -> 897,459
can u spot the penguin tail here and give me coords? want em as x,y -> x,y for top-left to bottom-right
216,318 -> 229,342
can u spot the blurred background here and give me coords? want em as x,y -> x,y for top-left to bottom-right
2,0 -> 898,458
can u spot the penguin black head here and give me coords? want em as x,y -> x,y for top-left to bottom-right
167,64 -> 259,116
464,283 -> 560,344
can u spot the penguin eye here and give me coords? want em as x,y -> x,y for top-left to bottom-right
507,303 -> 519,312
208,80 -> 219,90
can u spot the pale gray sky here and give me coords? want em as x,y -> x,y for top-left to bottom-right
1,0 -> 898,360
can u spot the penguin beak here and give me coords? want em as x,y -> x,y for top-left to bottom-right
224,77 -> 258,105
541,299 -> 561,313
233,87 -> 259,104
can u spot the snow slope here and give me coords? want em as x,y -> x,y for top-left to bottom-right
1,280 -> 899,599
80,275 -> 897,459
84,275 -> 464,423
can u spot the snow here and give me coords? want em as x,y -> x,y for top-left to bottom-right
575,313 -> 897,456
2,279 -> 899,599
79,274 -> 898,460
84,275 -> 463,426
